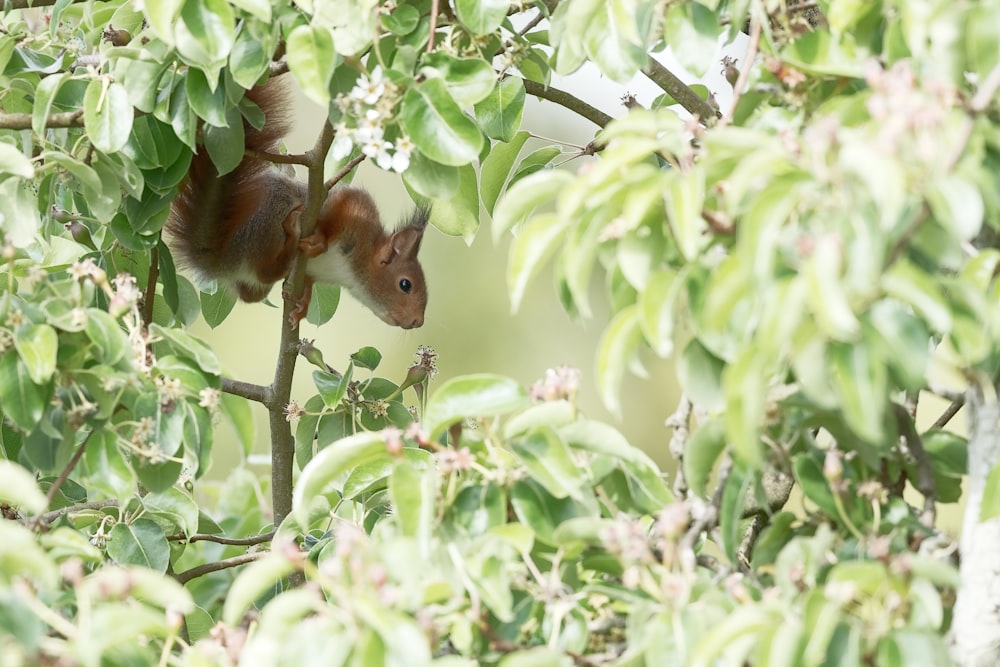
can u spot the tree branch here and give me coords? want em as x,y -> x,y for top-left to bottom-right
221,377 -> 271,406
268,122 -> 336,528
0,109 -> 83,130
642,56 -> 720,125
174,552 -> 266,585
517,77 -> 614,129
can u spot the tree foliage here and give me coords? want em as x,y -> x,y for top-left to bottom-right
1,0 -> 1000,665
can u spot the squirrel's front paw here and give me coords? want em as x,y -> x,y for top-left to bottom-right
299,233 -> 328,258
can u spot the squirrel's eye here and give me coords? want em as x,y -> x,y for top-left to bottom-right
399,278 -> 412,293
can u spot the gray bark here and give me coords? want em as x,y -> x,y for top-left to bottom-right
952,384 -> 1000,666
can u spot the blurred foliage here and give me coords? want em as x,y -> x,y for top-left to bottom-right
1,0 -> 999,665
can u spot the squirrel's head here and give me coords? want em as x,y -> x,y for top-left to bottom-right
368,207 -> 429,329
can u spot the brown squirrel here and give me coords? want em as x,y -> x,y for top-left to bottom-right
166,80 -> 428,329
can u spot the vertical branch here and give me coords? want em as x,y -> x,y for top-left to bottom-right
268,122 -> 336,528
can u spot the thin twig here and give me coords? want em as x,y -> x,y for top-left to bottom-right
323,154 -> 367,191
428,0 -> 439,52
722,13 -> 762,124
142,245 -> 159,328
932,397 -> 965,430
168,529 -> 275,546
38,499 -> 118,525
31,431 -> 94,529
893,403 -> 937,527
174,552 -> 266,585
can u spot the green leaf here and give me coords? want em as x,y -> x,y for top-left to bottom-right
293,431 -> 391,527
85,310 -> 128,366
684,419 -> 727,498
143,487 -> 200,537
595,305 -> 643,417
107,518 -> 170,572
83,430 -> 137,504
305,282 -> 341,326
422,53 -> 498,107
0,142 -> 33,179
204,112 -> 246,175
0,177 -> 42,247
200,286 -> 238,327
722,349 -> 766,467
481,131 -> 530,215
793,455 -> 839,518
475,77 -> 526,142
498,648 -> 574,667
509,478 -> 597,546
0,460 -> 48,515
185,67 -> 228,127
222,554 -> 296,625
454,0 -> 508,35
928,174 -> 984,241
492,169 -> 573,243
663,3 -> 721,77
430,163 -> 480,240
383,4 -> 420,34
401,78 -> 484,166
390,459 -> 436,547
677,339 -> 725,412
150,324 -> 221,374
313,364 -> 352,409
665,167 -> 707,261
287,24 -> 336,106
402,149 -> 461,199
829,336 -> 888,444
424,374 -> 528,440
981,462 -> 1000,521
507,213 -> 571,312
134,458 -> 183,494
84,79 -> 134,153
0,352 -> 48,432
350,346 -> 382,370
638,268 -> 678,357
510,427 -> 587,500
14,324 -> 57,385
229,0 -> 270,21
31,72 -> 68,138
176,0 -> 235,70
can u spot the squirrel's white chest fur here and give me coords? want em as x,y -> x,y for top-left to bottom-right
305,246 -> 384,318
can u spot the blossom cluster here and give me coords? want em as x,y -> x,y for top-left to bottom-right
331,68 -> 414,174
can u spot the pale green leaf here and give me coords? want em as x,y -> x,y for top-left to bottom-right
401,78 -> 484,167
507,213 -> 571,312
0,460 -> 48,515
14,324 -> 57,384
424,374 -> 528,440
595,305 -> 643,417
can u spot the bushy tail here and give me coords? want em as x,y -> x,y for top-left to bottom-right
166,79 -> 293,279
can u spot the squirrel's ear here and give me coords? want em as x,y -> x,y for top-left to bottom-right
387,226 -> 423,260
